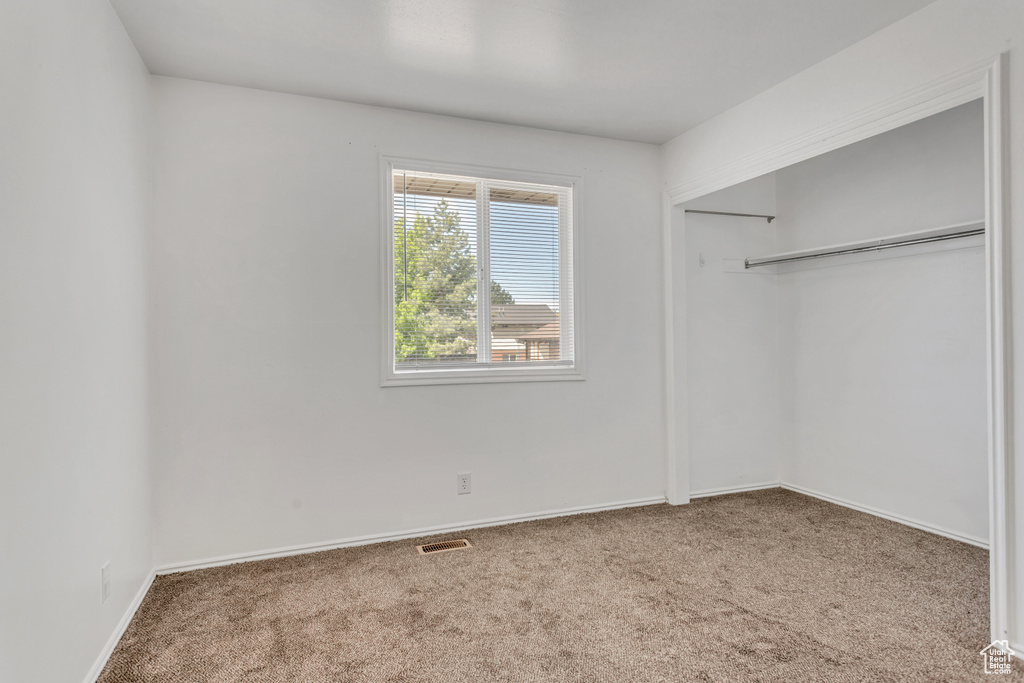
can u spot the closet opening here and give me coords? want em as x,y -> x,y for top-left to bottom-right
664,65 -> 1011,648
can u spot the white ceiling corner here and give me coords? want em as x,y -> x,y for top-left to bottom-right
109,0 -> 936,144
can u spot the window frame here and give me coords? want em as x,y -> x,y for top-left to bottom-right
380,155 -> 585,387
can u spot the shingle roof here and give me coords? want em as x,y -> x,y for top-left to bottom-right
491,304 -> 557,326
516,322 -> 560,341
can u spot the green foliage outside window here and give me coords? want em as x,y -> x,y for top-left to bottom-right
394,200 -> 514,362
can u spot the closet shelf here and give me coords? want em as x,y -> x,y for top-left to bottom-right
745,220 -> 985,269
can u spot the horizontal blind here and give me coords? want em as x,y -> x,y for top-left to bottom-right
488,180 -> 572,365
393,170 -> 479,367
392,169 -> 573,370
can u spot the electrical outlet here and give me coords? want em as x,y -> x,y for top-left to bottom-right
457,472 -> 471,495
101,562 -> 111,604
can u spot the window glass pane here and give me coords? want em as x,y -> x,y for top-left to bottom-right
389,166 -> 574,380
393,171 -> 478,366
489,187 -> 563,363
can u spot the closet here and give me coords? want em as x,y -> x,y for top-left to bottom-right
675,99 -> 988,545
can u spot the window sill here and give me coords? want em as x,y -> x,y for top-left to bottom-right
381,365 -> 585,387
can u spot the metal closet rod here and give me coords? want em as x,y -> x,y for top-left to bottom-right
745,227 -> 985,269
685,209 -> 775,223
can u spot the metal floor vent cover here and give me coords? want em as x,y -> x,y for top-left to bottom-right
417,539 -> 471,555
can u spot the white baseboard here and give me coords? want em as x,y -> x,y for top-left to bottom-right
781,483 -> 988,549
83,568 -> 156,683
690,481 -> 781,499
156,496 -> 667,574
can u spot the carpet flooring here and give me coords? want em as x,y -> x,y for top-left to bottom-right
98,489 -> 1018,681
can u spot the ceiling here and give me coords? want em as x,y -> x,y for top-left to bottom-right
109,0 -> 935,144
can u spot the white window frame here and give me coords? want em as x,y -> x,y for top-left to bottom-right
380,155 -> 585,387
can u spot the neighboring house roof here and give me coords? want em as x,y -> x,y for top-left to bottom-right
492,304 -> 557,327
517,322 -> 559,342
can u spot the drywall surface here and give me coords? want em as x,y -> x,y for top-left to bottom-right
661,0 -> 1024,642
776,102 -> 986,542
661,0 -> 1020,194
151,77 -> 664,567
0,2 -> 153,682
679,175 -> 780,494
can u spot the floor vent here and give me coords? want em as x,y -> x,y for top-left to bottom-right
417,539 -> 472,555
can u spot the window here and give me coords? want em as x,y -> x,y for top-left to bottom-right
381,159 -> 582,385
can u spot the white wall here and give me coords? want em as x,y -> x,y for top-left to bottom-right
0,2 -> 153,682
661,0 -> 1024,642
151,77 -> 664,568
776,101 -> 987,542
678,176 -> 780,494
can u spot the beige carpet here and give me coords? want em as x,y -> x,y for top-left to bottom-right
99,489 -> 1018,682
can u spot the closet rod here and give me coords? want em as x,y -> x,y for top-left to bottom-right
685,209 -> 775,223
745,227 -> 985,269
